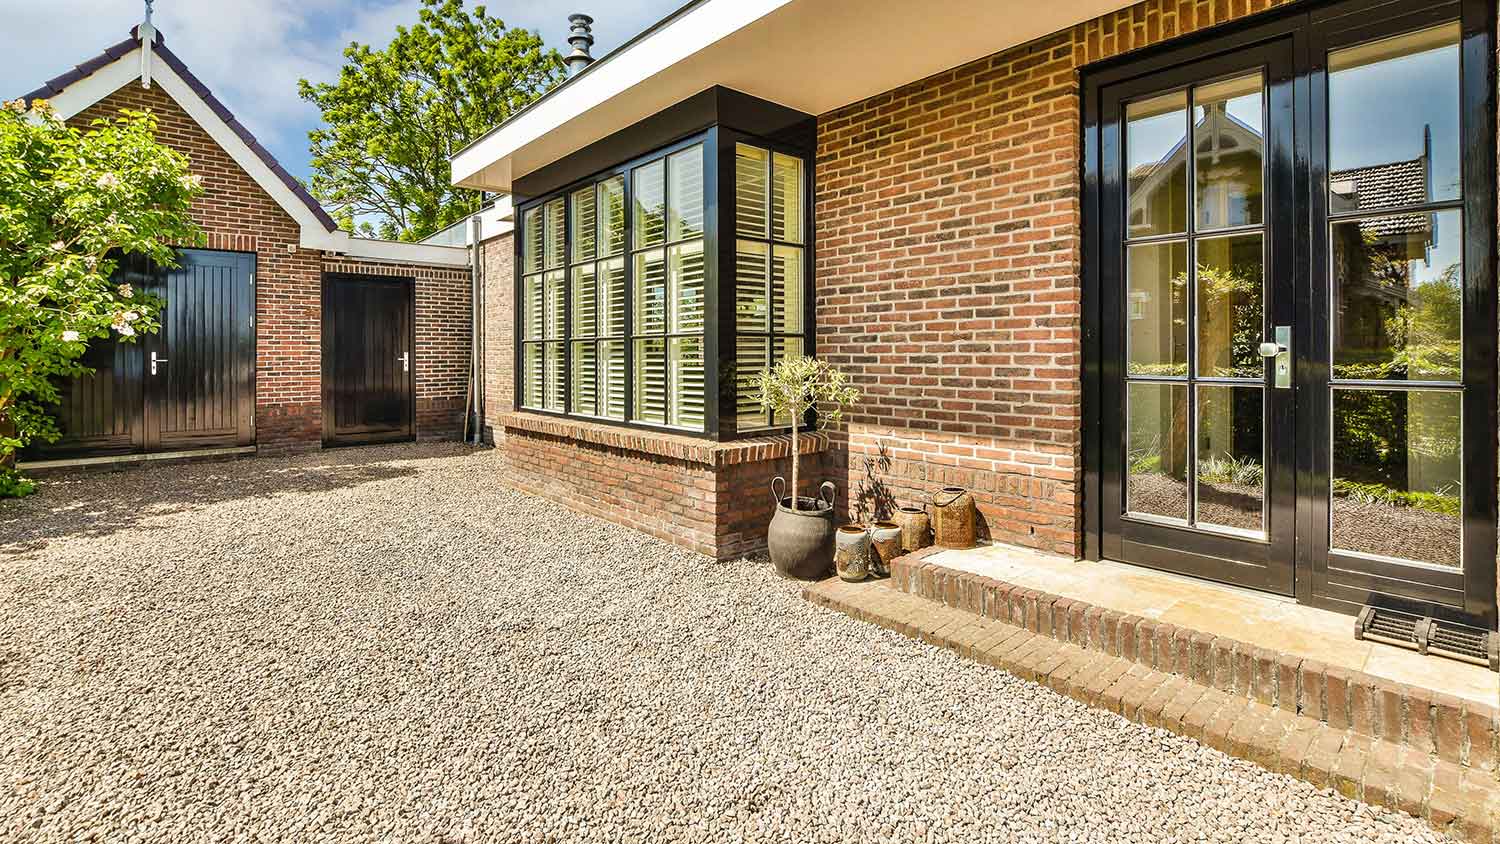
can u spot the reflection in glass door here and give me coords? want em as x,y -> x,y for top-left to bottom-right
1097,36 -> 1298,595
1308,5 -> 1496,625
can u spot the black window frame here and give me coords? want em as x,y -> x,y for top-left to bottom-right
513,122 -> 817,441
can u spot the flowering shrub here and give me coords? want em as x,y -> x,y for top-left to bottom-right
0,99 -> 202,487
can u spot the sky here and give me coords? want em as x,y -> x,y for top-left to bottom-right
0,0 -> 682,184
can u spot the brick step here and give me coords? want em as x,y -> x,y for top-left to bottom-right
803,574 -> 1500,843
889,550 -> 1500,772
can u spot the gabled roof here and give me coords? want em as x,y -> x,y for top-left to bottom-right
25,26 -> 339,234
20,25 -> 470,266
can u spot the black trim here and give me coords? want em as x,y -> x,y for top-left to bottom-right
512,89 -> 816,442
1082,0 -> 1498,627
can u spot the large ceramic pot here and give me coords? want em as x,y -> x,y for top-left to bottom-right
768,478 -> 837,579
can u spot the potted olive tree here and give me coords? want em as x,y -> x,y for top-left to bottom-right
754,356 -> 860,578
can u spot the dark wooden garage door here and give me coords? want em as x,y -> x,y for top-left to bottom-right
322,274 -> 415,446
29,249 -> 256,459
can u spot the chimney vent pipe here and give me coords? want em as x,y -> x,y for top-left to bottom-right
565,14 -> 595,76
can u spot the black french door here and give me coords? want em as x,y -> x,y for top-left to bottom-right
28,249 -> 256,459
321,274 -> 415,446
1085,0 -> 1498,627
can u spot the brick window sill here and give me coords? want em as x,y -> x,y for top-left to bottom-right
497,411 -> 827,467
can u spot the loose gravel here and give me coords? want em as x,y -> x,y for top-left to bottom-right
0,443 -> 1449,843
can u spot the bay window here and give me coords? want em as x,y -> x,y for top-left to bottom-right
516,123 -> 813,440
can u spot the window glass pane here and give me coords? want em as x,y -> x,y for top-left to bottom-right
1196,385 -> 1265,535
600,340 -> 625,420
543,198 -> 565,270
1332,388 -> 1461,566
633,160 -> 666,248
522,344 -> 543,409
571,264 -> 597,338
669,336 -> 705,430
736,144 -> 769,239
598,176 -> 626,257
1331,209 -> 1462,382
1329,23 -> 1461,214
1193,73 -> 1263,231
571,341 -> 597,416
544,341 -> 565,411
1126,241 -> 1189,376
736,240 -> 769,333
599,258 -> 625,338
521,274 -> 542,340
523,207 -> 544,274
634,338 -> 666,424
668,146 -> 704,242
736,335 -> 770,430
1126,382 -> 1189,522
772,245 -> 803,334
1195,233 -> 1263,378
543,270 -> 564,340
772,152 -> 803,244
771,336 -> 804,426
634,249 -> 666,335
571,186 -> 596,263
1126,90 -> 1189,238
670,241 -> 705,333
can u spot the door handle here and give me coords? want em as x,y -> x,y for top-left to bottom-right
1259,326 -> 1291,389
150,351 -> 168,376
399,352 -> 409,373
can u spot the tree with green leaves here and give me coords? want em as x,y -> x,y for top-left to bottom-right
299,0 -> 567,242
0,99 -> 203,494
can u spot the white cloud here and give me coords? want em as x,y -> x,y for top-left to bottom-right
0,0 -> 679,181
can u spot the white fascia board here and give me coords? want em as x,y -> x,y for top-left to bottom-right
49,50 -> 145,120
309,231 -> 471,267
450,0 -> 791,189
45,49 -> 337,249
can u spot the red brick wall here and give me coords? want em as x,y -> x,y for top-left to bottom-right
815,0 -> 1301,556
72,82 -> 471,452
73,82 -> 325,453
479,233 -> 514,443
322,257 -> 472,440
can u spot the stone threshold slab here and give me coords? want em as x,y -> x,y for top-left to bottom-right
802,573 -> 1500,843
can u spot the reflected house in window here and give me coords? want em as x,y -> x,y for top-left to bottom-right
1126,98 -> 1265,237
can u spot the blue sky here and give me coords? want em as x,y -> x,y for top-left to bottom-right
1,0 -> 682,183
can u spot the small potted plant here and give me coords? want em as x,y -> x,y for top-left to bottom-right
754,356 -> 860,578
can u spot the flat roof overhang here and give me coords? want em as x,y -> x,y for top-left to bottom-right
451,0 -> 1137,193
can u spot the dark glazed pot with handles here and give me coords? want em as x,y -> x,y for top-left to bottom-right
767,477 -> 837,579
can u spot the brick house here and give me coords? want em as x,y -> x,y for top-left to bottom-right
454,0 -> 1500,635
19,25 -> 490,462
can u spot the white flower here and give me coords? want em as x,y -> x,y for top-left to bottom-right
123,310 -> 139,323
117,283 -> 133,298
5,99 -> 26,114
50,241 -> 66,252
116,323 -> 135,337
61,330 -> 80,342
96,173 -> 121,189
179,173 -> 204,190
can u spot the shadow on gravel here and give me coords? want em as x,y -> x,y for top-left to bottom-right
0,444 -> 469,551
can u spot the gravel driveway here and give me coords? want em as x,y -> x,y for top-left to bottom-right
0,443 -> 1445,843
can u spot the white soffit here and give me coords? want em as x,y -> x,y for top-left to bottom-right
452,0 -> 1136,192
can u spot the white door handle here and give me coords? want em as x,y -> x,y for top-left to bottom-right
399,352 -> 409,373
150,351 -> 168,375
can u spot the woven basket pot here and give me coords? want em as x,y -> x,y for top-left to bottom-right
893,506 -> 932,553
931,486 -> 976,549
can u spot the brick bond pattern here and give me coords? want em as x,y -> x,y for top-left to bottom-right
479,234 -> 515,444
497,413 -> 831,559
72,83 -> 469,452
806,559 -> 1500,842
814,0 -> 1306,554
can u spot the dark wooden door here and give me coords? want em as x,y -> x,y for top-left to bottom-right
145,250 -> 257,451
322,275 -> 415,446
27,249 -> 254,459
